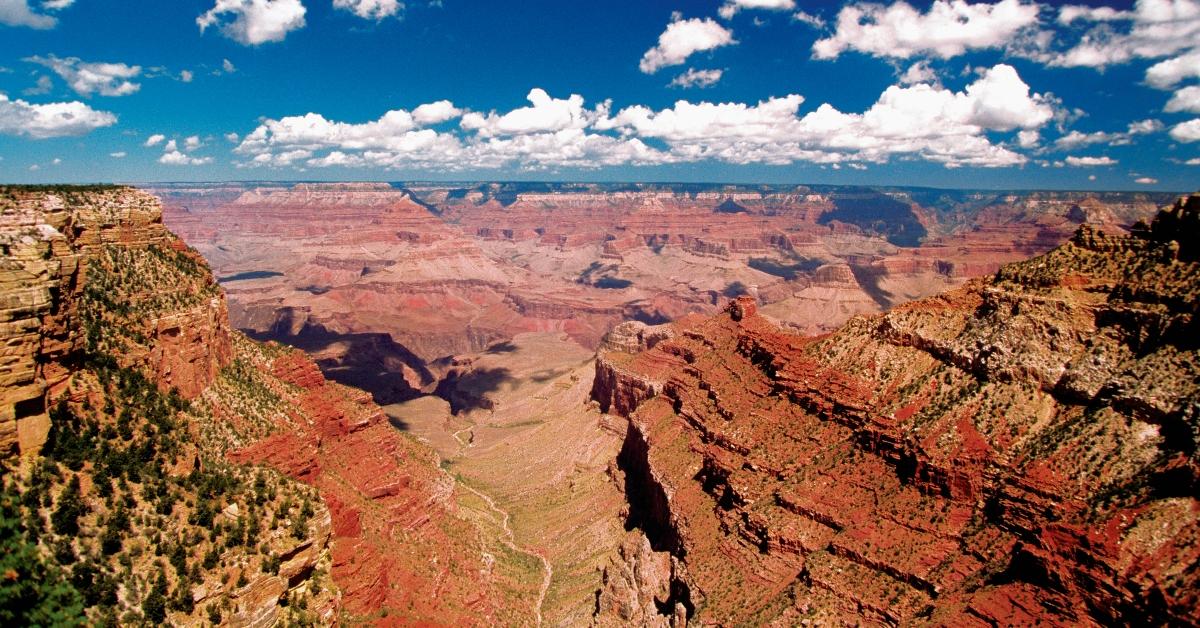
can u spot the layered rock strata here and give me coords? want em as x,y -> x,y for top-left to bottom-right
592,195 -> 1200,625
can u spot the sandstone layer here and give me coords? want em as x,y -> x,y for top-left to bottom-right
591,196 -> 1200,625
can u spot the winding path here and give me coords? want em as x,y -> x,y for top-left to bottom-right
457,481 -> 553,627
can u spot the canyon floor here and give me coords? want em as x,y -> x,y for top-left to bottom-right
387,331 -> 627,625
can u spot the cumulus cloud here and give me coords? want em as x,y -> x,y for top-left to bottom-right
1166,85 -> 1200,113
670,68 -> 723,88
639,15 -> 735,74
1170,118 -> 1200,142
1065,155 -> 1117,166
461,89 -> 599,137
597,63 -> 1051,167
1048,0 -> 1200,71
1146,50 -> 1200,89
813,0 -> 1040,60
197,0 -> 306,45
0,0 -> 67,29
1135,176 -> 1158,184
154,133 -> 212,165
412,100 -> 461,125
898,61 -> 938,85
109,151 -> 126,158
235,65 -> 1052,172
1054,119 -> 1162,149
180,70 -> 194,82
26,55 -> 141,97
160,150 -> 212,166
718,0 -> 795,20
0,93 -> 116,138
333,0 -> 402,20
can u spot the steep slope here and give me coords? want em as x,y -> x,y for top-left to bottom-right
591,195 -> 1200,625
0,186 -> 538,625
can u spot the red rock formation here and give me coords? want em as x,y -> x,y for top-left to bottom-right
592,196 -> 1200,625
226,345 -> 520,622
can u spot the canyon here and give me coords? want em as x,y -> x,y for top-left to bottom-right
1,183 -> 1195,626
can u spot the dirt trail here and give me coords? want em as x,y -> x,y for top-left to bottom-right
457,480 -> 553,627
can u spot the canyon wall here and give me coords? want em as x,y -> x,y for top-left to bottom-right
158,183 -> 1171,411
0,187 -> 536,625
592,196 -> 1199,625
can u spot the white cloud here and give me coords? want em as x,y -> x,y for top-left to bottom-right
159,150 -> 212,166
1057,5 -> 1131,24
1065,155 -> 1117,166
670,68 -> 723,88
792,10 -> 825,28
718,0 -> 794,20
1055,119 -> 1161,149
412,100 -> 461,125
1017,129 -> 1039,147
0,0 -> 58,28
224,132 -> 240,142
461,88 -> 596,137
1186,157 -> 1200,165
237,66 -> 1052,172
222,58 -> 237,73
600,63 -> 1051,168
1049,0 -> 1200,71
185,135 -> 203,151
144,133 -> 166,147
1146,49 -> 1200,89
197,0 -> 306,45
813,0 -> 1040,60
1170,118 -> 1200,142
1135,176 -> 1158,184
26,55 -> 141,97
333,0 -> 402,20
639,16 -> 735,74
898,60 -> 938,85
0,93 -> 116,138
1127,118 -> 1164,134
109,151 -> 126,158
23,75 -> 52,96
1167,86 -> 1200,113
42,0 -> 73,8
1088,174 -> 1096,180
180,70 -> 194,82
51,157 -> 60,165
164,139 -> 178,152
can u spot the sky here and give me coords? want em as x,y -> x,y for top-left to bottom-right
0,0 -> 1197,190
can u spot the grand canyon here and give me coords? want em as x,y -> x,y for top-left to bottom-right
3,0 -> 1200,624
1,182 -> 1195,625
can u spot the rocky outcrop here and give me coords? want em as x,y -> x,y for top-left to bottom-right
0,187 -> 230,458
593,195 -> 1200,625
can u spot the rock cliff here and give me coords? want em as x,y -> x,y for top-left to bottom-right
0,186 -> 528,625
592,195 -> 1200,625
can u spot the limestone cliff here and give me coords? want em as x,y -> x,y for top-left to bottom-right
593,195 -> 1200,625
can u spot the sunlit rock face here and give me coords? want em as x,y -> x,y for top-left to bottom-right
590,195 -> 1200,625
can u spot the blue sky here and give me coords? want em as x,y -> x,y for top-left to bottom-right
0,0 -> 1196,189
